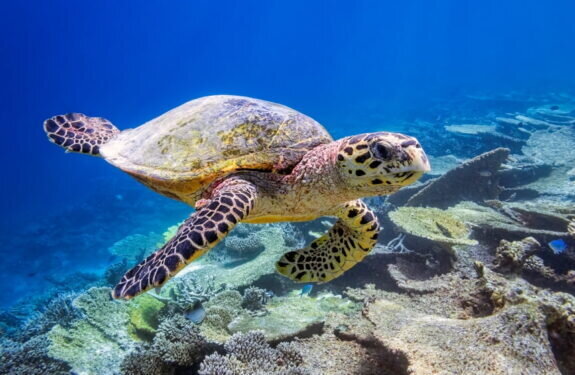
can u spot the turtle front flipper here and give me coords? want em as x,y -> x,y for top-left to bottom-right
43,113 -> 119,156
112,180 -> 257,300
276,200 -> 379,283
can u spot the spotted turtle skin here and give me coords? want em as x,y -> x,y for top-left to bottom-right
43,95 -> 431,299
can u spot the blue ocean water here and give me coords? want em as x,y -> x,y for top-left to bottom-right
1,2 -> 575,373
0,0 -> 572,306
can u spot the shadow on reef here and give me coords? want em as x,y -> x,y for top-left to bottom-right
2,92 -> 575,374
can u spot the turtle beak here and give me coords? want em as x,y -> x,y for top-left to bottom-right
401,138 -> 431,174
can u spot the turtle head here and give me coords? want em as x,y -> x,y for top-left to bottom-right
336,132 -> 431,196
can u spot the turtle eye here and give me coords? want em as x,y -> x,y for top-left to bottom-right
372,142 -> 391,160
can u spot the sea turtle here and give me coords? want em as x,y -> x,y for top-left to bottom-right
44,95 -> 430,299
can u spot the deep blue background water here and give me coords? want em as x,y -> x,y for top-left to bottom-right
0,0 -> 574,307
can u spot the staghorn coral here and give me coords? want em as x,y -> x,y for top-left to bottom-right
388,206 -> 478,248
199,330 -> 310,375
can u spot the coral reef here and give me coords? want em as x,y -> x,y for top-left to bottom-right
199,330 -> 310,375
162,272 -> 224,312
47,287 -> 136,374
229,293 -> 358,342
0,335 -> 71,375
406,148 -> 510,208
493,237 -> 540,273
153,314 -> 209,366
108,232 -> 163,263
120,314 -> 212,374
336,263 -> 575,374
200,290 -> 243,342
127,294 -> 165,341
388,206 -> 477,248
3,93 -> 575,375
447,201 -> 569,244
120,346 -> 171,375
16,292 -> 82,342
241,286 -> 272,311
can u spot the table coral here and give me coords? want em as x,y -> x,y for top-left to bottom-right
388,206 -> 478,247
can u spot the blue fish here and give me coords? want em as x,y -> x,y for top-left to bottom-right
185,304 -> 206,324
300,284 -> 313,297
548,239 -> 568,254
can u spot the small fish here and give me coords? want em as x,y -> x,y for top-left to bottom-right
300,284 -> 313,297
550,105 -> 560,111
185,304 -> 206,324
548,239 -> 568,254
479,170 -> 492,177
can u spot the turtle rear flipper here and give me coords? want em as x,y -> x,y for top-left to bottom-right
112,179 -> 257,300
43,113 -> 119,156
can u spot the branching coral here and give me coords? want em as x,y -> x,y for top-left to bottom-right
120,314 -> 213,373
222,223 -> 303,259
0,335 -> 71,375
201,290 -> 244,342
153,314 -> 209,366
120,345 -> 172,375
18,292 -> 82,342
198,330 -> 310,375
241,286 -> 272,311
164,273 -> 224,311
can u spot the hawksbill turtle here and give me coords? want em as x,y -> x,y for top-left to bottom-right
44,95 -> 430,299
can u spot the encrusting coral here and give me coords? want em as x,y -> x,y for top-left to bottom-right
493,237 -> 540,273
229,293 -> 358,342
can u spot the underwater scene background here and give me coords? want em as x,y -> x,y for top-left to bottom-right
1,1 -> 575,374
